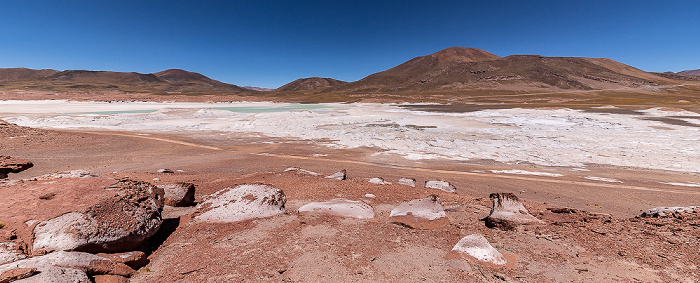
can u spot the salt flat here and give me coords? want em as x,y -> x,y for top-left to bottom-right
2,100 -> 699,173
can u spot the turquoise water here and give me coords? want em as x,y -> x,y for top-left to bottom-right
76,104 -> 331,114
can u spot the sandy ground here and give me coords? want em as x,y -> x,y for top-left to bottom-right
2,100 -> 700,282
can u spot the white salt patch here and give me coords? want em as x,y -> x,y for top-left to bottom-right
363,194 -> 376,198
451,234 -> 506,265
398,178 -> 416,187
424,180 -> 456,193
584,176 -> 622,183
284,167 -> 321,176
490,170 -> 563,177
4,101 -> 700,173
298,199 -> 374,219
661,182 -> 700,187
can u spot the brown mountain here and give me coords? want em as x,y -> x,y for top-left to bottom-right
332,47 -> 673,94
0,68 -> 59,81
677,69 -> 700,76
153,69 -> 247,92
0,68 -> 248,93
277,77 -> 348,92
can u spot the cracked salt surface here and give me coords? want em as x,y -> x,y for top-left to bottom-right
2,101 -> 700,173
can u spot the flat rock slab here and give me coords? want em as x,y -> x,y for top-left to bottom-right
194,184 -> 286,223
388,196 -> 448,229
639,206 -> 699,217
0,267 -> 36,282
0,156 -> 33,179
424,180 -> 456,193
485,193 -> 543,230
298,199 -> 375,219
448,234 -> 506,266
0,251 -> 135,279
33,179 -> 164,253
157,182 -> 196,207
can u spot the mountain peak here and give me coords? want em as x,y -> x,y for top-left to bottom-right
154,69 -> 209,82
429,47 -> 501,63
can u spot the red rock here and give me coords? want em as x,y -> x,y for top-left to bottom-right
0,267 -> 36,283
0,156 -> 33,179
96,251 -> 148,269
93,274 -> 129,283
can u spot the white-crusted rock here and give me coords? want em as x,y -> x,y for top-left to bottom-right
398,178 -> 416,187
194,184 -> 286,223
325,170 -> 347,180
368,177 -> 391,185
388,195 -> 448,229
38,170 -> 100,179
298,199 -> 374,219
639,206 -> 699,217
0,242 -> 25,265
0,251 -> 135,279
485,193 -> 543,230
424,180 -> 456,193
450,234 -> 507,266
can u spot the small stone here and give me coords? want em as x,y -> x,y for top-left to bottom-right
363,194 -> 376,198
157,169 -> 174,173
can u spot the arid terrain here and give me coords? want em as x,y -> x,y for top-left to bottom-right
0,47 -> 699,282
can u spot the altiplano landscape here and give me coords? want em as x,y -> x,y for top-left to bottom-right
1,2 -> 700,280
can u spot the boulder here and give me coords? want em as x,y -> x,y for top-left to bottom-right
5,266 -> 89,282
0,156 -> 33,179
388,195 -> 448,229
157,182 -> 196,207
485,193 -> 543,230
449,234 -> 507,266
368,177 -> 391,185
639,206 -> 699,217
194,184 -> 286,223
298,199 -> 375,219
0,251 -> 135,279
398,178 -> 416,187
325,170 -> 347,180
32,180 -> 164,253
424,180 -> 456,193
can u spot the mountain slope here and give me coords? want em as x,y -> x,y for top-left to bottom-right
0,68 -> 59,81
277,77 -> 348,92
678,69 -> 700,76
333,47 -> 673,94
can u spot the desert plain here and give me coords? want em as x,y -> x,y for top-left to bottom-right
1,48 -> 699,282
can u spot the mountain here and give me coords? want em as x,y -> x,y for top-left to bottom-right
0,68 -> 248,93
0,68 -> 59,81
677,69 -> 700,76
332,47 -> 673,94
277,77 -> 348,92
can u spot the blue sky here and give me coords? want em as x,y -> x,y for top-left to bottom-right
1,1 -> 698,88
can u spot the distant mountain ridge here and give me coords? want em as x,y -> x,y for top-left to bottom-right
329,47 -> 673,94
277,77 -> 348,92
677,69 -> 700,76
0,68 -> 248,93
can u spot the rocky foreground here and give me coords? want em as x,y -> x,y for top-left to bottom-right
1,162 -> 698,282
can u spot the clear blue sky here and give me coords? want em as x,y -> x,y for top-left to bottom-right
1,1 -> 698,88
